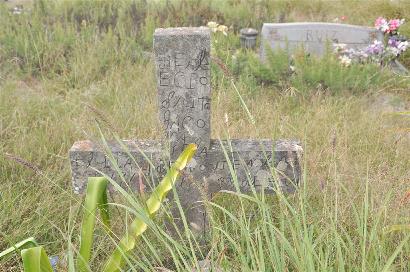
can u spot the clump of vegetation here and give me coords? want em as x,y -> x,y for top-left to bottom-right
1,144 -> 197,271
219,47 -> 408,95
2,162 -> 409,271
1,0 -> 409,86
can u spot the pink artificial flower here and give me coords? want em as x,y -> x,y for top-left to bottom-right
375,17 -> 389,33
388,19 -> 401,32
375,17 -> 386,28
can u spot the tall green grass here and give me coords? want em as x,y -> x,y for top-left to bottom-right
3,145 -> 408,271
1,144 -> 198,271
1,0 -> 409,84
1,0 -> 409,271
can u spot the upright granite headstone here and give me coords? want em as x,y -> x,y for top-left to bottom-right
260,22 -> 383,60
69,27 -> 303,233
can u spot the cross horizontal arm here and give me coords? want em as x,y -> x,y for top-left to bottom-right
69,139 -> 302,194
69,140 -> 166,194
206,139 -> 302,193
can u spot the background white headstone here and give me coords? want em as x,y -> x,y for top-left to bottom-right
260,22 -> 383,59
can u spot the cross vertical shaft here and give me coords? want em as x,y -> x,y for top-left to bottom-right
154,28 -> 211,160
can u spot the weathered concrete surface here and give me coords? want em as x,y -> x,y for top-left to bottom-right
69,138 -> 302,232
205,139 -> 302,194
260,22 -> 383,59
70,139 -> 302,194
154,27 -> 211,160
69,140 -> 166,194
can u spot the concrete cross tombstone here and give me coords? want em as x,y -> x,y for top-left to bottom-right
69,27 -> 303,233
260,22 -> 384,60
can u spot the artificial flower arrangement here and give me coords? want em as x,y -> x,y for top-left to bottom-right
334,17 -> 409,66
207,21 -> 229,36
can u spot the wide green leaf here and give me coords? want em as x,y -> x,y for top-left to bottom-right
78,177 -> 110,272
103,143 -> 197,272
21,246 -> 53,272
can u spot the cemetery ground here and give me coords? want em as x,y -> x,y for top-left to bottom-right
1,0 -> 410,271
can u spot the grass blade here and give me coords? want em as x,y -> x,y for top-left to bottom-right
381,234 -> 410,272
103,143 -> 197,272
0,237 -> 38,260
383,224 -> 410,234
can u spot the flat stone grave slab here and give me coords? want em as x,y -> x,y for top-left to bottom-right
260,22 -> 383,60
69,27 -> 303,232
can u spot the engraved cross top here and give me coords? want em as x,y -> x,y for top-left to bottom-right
154,27 -> 211,160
